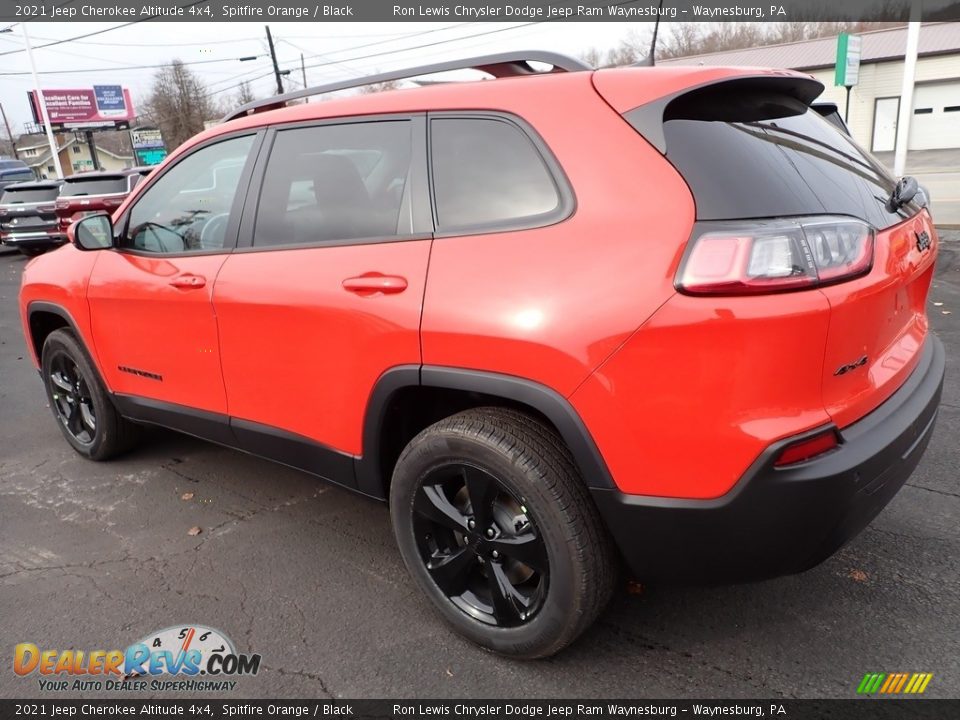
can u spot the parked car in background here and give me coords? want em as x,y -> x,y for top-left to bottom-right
0,180 -> 64,256
55,167 -> 153,236
0,158 -> 36,194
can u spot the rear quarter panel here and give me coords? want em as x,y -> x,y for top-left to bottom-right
420,74 -> 694,396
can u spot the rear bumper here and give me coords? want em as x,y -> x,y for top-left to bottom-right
592,334 -> 945,582
2,231 -> 66,250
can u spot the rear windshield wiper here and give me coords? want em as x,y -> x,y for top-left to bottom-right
887,176 -> 919,212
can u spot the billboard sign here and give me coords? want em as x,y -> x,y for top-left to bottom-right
129,127 -> 168,166
28,87 -> 136,130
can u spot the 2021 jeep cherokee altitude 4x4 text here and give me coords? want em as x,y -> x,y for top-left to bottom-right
20,53 -> 944,659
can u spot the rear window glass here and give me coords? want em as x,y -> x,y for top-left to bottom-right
661,95 -> 916,229
1,169 -> 35,180
61,177 -> 128,196
1,187 -> 58,204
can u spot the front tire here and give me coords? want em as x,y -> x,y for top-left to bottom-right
41,329 -> 139,460
390,407 -> 617,658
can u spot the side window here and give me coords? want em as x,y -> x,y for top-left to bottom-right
430,117 -> 562,232
254,121 -> 412,247
125,135 -> 255,254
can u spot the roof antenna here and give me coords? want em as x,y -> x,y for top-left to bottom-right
636,0 -> 664,67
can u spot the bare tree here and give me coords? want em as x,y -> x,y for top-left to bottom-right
581,31 -> 651,68
658,20 -> 907,60
235,81 -> 256,107
141,60 -> 220,148
359,79 -> 403,94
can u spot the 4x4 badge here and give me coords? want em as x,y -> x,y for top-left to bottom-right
835,355 -> 868,376
917,230 -> 931,252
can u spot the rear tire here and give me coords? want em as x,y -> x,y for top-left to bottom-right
390,407 -> 617,659
19,247 -> 45,257
41,329 -> 140,460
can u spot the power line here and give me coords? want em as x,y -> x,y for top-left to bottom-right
295,22 -> 544,76
0,55 -> 265,76
0,1 -> 208,57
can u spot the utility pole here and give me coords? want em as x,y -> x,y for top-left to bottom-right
84,130 -> 100,171
265,26 -> 284,95
893,3 -> 922,178
23,24 -> 63,178
301,53 -> 308,101
0,103 -> 18,159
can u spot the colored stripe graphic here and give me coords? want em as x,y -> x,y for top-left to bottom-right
857,672 -> 932,694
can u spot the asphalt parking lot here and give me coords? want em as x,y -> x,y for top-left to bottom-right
1,234 -> 959,701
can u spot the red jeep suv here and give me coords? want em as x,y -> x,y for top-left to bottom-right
19,53 -> 944,659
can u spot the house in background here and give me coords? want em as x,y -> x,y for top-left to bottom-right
17,134 -> 134,179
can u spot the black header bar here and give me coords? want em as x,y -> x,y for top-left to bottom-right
2,0 -> 959,23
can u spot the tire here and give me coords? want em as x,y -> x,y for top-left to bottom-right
390,407 -> 618,659
19,247 -> 45,257
41,329 -> 140,460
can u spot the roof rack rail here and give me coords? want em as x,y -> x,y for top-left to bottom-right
221,51 -> 592,123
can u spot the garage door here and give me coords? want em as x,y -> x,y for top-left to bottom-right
908,81 -> 960,150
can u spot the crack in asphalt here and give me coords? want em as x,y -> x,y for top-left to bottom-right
260,665 -> 334,698
906,481 -> 960,499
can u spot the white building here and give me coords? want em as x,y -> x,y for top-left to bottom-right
660,22 -> 960,154
17,136 -> 134,179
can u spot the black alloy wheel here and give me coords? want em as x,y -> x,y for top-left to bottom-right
41,329 -> 140,460
391,407 -> 618,658
412,463 -> 548,627
48,352 -> 97,445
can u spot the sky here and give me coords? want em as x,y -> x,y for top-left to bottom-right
0,21 -> 647,135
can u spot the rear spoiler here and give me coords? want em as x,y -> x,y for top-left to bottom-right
622,75 -> 824,154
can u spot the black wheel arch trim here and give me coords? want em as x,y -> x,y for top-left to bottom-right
357,365 -> 616,499
26,301 -> 91,368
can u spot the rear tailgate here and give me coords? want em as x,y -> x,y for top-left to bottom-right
597,68 -> 937,431
819,212 -> 937,427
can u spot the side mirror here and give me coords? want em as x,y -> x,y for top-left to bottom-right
69,213 -> 114,251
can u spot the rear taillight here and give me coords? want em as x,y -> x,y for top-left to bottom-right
677,217 -> 874,296
774,429 -> 840,467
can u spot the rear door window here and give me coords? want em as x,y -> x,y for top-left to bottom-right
253,120 -> 413,247
429,117 -> 564,233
